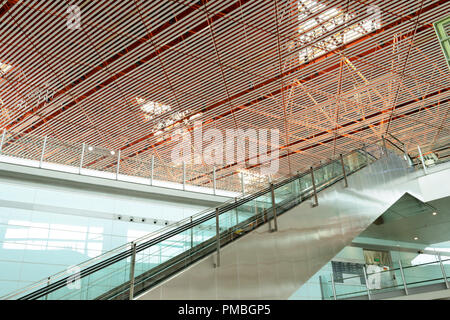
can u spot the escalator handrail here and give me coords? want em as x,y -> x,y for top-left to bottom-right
2,144 -> 380,300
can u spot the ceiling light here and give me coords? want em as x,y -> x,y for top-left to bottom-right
88,146 -> 93,151
136,97 -> 171,115
154,130 -> 163,136
0,62 -> 12,76
189,113 -> 202,120
413,236 -> 419,240
432,212 -> 437,216
110,151 -> 115,156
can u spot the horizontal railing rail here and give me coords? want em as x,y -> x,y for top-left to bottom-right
326,257 -> 450,300
1,139 -> 395,300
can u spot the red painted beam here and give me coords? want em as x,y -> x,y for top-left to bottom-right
206,94 -> 450,184
0,0 -> 18,19
103,19 -> 440,171
4,0 -> 209,130
99,0 -> 446,166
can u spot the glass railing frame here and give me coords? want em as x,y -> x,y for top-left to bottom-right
1,140 -> 389,300
325,256 -> 450,300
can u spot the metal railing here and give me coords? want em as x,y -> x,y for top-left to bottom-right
0,139 -> 394,300
325,255 -> 450,300
0,129 -> 270,196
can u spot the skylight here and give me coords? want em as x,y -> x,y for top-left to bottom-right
136,97 -> 172,118
296,0 -> 382,63
136,97 -> 198,140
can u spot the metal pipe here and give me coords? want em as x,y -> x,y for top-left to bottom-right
150,155 -> 154,185
270,183 -> 278,232
215,207 -> 220,268
417,145 -> 427,174
362,266 -> 371,300
340,154 -> 348,188
403,144 -> 411,166
79,143 -> 85,174
129,242 -> 136,300
182,161 -> 186,190
190,216 -> 193,250
310,167 -> 318,207
116,150 -> 121,180
0,129 -> 6,153
235,197 -> 239,225
213,166 -> 216,195
438,253 -> 449,289
331,272 -> 337,300
40,136 -> 47,168
45,276 -> 50,300
381,135 -> 388,156
398,260 -> 409,296
362,143 -> 369,165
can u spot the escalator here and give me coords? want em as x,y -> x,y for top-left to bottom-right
1,141 -> 398,300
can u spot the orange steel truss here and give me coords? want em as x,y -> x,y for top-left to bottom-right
0,0 -> 449,186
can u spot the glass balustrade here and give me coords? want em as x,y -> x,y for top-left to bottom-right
1,141 -> 389,300
323,256 -> 450,300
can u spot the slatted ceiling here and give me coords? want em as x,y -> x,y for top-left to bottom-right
0,0 -> 449,192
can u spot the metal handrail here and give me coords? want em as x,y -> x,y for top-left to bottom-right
328,257 -> 450,299
0,140 -> 385,300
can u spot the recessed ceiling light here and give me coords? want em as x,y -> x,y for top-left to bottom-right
413,236 -> 419,240
110,151 -> 115,156
432,212 -> 437,216
88,146 -> 93,151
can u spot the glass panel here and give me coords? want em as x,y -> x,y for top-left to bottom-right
43,253 -> 131,300
5,143 -> 379,300
333,273 -> 368,299
365,265 -> 403,296
402,260 -> 445,288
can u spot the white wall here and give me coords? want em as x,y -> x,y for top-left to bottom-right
0,174 -> 216,296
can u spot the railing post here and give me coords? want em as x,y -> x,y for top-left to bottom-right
438,253 -> 449,289
40,136 -> 47,168
79,143 -> 85,174
215,208 -> 220,268
150,155 -> 154,185
235,197 -> 239,225
182,161 -> 186,190
381,135 -> 388,156
297,175 -> 303,203
129,242 -> 136,300
270,183 -> 278,232
340,154 -> 348,188
0,129 -> 6,153
330,272 -> 337,300
362,143 -> 370,165
116,150 -> 121,180
362,266 -> 371,300
403,144 -> 411,166
417,145 -> 427,175
310,167 -> 318,207
45,276 -> 50,300
190,216 -> 194,250
398,260 -> 409,296
213,166 -> 216,195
